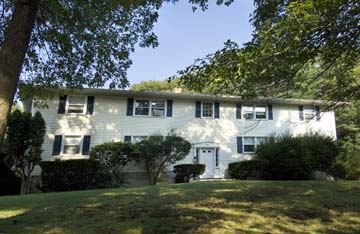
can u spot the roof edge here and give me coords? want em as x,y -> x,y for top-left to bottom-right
39,87 -> 342,106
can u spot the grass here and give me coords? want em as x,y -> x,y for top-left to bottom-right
0,181 -> 360,234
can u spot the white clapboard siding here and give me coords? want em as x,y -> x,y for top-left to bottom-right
32,94 -> 337,177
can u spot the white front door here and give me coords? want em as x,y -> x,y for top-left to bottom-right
199,148 -> 215,178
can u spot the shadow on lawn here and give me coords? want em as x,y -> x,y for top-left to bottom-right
1,181 -> 360,234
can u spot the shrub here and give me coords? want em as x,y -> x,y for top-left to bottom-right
173,164 -> 205,183
137,130 -> 191,185
0,157 -> 21,196
90,142 -> 139,187
329,162 -> 348,180
256,133 -> 339,180
5,110 -> 46,194
228,160 -> 268,180
40,159 -> 101,192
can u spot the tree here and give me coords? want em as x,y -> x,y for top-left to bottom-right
5,110 -> 46,194
90,142 -> 140,187
334,100 -> 360,179
177,1 -> 360,102
5,110 -> 31,170
0,0 -> 232,156
137,130 -> 191,185
131,78 -> 184,92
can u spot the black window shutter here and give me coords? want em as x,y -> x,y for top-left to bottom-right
82,135 -> 91,155
236,103 -> 242,119
127,98 -> 134,116
124,136 -> 131,142
237,137 -> 243,153
86,96 -> 95,115
167,100 -> 173,117
57,95 -> 67,114
52,135 -> 62,156
195,101 -> 201,118
214,102 -> 220,118
268,105 -> 273,120
299,106 -> 304,121
315,106 -> 321,121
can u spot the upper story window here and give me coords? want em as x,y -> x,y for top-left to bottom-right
202,102 -> 214,118
299,105 -> 320,121
58,95 -> 94,115
135,100 -> 150,116
304,106 -> 315,120
63,135 -> 82,155
67,96 -> 86,114
242,105 -> 267,120
134,99 -> 165,117
151,100 -> 165,117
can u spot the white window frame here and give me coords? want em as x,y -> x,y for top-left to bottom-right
303,106 -> 315,121
66,96 -> 87,114
133,99 -> 166,117
61,135 -> 83,156
243,136 -> 267,153
201,101 -> 214,118
242,105 -> 267,120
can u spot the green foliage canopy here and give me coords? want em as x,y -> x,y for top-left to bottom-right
256,133 -> 340,180
90,142 -> 140,187
5,110 -> 46,194
177,0 -> 360,102
137,130 -> 191,185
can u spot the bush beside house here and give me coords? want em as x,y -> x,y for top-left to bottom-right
173,164 -> 205,183
3,110 -> 46,194
229,133 -> 340,180
228,160 -> 268,180
39,130 -> 192,191
0,156 -> 21,196
90,142 -> 140,187
136,130 -> 191,185
40,159 -> 102,192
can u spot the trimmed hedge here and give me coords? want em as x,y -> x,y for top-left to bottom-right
228,160 -> 268,180
256,133 -> 339,180
0,159 -> 21,196
40,159 -> 102,192
173,164 -> 205,183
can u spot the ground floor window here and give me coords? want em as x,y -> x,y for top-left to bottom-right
132,136 -> 148,143
63,136 -> 82,154
243,136 -> 267,153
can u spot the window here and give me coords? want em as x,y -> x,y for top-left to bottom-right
304,106 -> 315,120
242,105 -> 267,120
151,100 -> 165,117
255,106 -> 267,119
134,99 -> 166,117
256,137 -> 267,146
243,136 -> 267,153
63,136 -> 82,155
244,137 -> 255,152
135,100 -> 150,116
202,102 -> 214,118
243,106 -> 254,119
133,136 -> 148,143
67,96 -> 85,113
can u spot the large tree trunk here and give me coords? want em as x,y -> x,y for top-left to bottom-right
0,0 -> 38,150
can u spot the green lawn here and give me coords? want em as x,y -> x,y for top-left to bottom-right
0,181 -> 360,234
